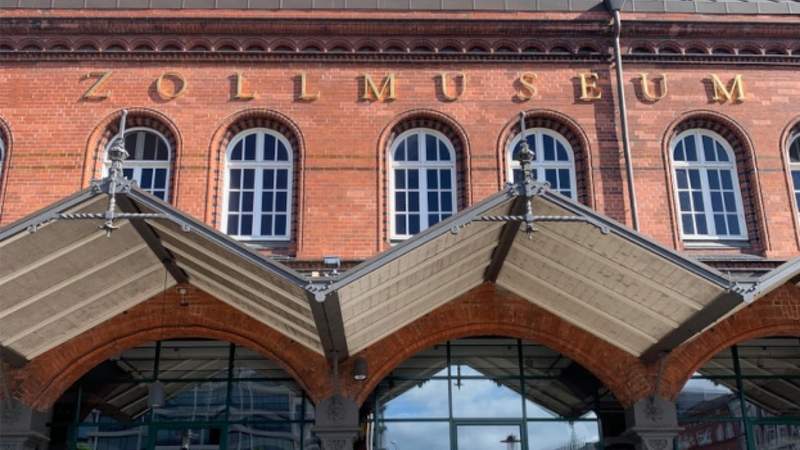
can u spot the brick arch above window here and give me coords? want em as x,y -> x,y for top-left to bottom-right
664,112 -> 766,253
209,109 -> 305,255
83,109 -> 182,202
380,110 -> 471,245
498,110 -> 593,208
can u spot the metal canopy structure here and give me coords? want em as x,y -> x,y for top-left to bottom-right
0,119 -> 773,370
0,186 -> 320,362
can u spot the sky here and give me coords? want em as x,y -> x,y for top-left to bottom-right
374,368 -> 600,450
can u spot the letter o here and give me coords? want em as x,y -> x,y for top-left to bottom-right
156,72 -> 188,101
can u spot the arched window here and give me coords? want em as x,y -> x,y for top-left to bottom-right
670,130 -> 747,240
223,129 -> 293,240
507,128 -> 576,199
389,128 -> 457,239
104,128 -> 171,201
788,134 -> 800,212
0,138 -> 4,181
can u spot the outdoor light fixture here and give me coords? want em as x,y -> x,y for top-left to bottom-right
147,381 -> 165,408
323,256 -> 341,276
352,357 -> 368,381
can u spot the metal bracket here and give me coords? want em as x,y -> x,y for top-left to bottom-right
452,112 -> 611,238
306,283 -> 331,302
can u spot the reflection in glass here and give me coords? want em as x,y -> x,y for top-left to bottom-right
380,379 -> 450,419
152,382 -> 227,422
373,421 -> 450,450
155,426 -> 222,449
527,421 -> 600,450
62,339 -> 315,450
676,338 -> 800,450
677,420 -> 745,450
457,425 -> 522,450
366,338 -> 603,450
451,378 -> 523,418
75,422 -> 147,450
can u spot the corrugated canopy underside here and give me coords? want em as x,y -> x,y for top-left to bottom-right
0,189 -> 322,359
336,192 -> 730,357
0,182 -> 744,367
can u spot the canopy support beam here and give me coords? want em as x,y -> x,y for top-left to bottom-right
307,290 -> 349,361
118,195 -> 188,284
0,345 -> 27,368
484,197 -> 526,283
640,290 -> 743,362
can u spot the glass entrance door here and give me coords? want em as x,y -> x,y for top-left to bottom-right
455,423 -> 524,450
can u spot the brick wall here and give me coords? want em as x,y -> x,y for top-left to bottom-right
2,54 -> 798,259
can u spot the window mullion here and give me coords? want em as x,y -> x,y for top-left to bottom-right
254,133 -> 264,237
419,134 -> 430,230
699,167 -> 717,237
693,134 -> 713,237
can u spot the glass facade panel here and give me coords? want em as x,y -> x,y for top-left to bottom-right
61,339 -> 315,450
366,338 -> 603,450
457,424 -> 522,450
527,421 -> 600,450
677,338 -> 800,450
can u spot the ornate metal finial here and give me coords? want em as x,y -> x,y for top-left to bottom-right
517,112 -> 535,188
107,110 -> 129,183
516,112 -> 538,237
451,111 -> 610,237
25,109 -> 173,235
99,110 -> 130,236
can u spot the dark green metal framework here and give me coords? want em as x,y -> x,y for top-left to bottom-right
65,340 -> 316,450
676,342 -> 800,450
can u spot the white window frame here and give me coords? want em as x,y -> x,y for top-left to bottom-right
388,128 -> 458,241
788,133 -> 800,215
669,129 -> 748,241
506,128 -> 577,199
0,138 -> 4,181
221,128 -> 293,242
103,127 -> 172,200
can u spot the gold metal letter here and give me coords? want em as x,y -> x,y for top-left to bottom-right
361,73 -> 396,102
639,73 -> 668,101
81,71 -> 112,100
438,72 -> 466,102
233,71 -> 256,100
298,72 -> 320,101
579,73 -> 602,101
710,74 -> 745,103
155,72 -> 188,101
515,72 -> 537,101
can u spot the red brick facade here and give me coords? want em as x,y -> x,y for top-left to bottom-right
3,9 -> 800,414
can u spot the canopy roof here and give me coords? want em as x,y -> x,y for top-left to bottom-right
0,173 -> 773,369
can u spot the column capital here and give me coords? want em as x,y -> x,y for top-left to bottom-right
313,394 -> 360,450
624,396 -> 683,450
0,398 -> 52,450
